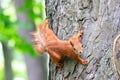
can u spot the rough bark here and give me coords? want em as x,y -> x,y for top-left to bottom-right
46,0 -> 120,80
14,0 -> 48,80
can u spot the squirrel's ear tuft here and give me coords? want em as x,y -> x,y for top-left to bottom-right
77,30 -> 84,37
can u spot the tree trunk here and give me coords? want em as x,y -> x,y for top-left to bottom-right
24,54 -> 48,80
2,42 -> 13,80
14,0 -> 48,80
0,3 -> 13,79
46,0 -> 120,80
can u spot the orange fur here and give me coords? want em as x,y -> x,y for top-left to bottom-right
32,20 -> 88,68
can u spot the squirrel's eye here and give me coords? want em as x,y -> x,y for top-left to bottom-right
73,47 -> 76,50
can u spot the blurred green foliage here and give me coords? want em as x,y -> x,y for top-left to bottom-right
0,0 -> 46,80
0,0 -> 46,56
0,64 -> 4,80
0,7 -> 37,56
12,53 -> 28,80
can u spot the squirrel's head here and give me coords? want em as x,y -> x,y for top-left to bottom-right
69,30 -> 83,53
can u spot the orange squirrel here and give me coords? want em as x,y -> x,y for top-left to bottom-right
31,20 -> 88,68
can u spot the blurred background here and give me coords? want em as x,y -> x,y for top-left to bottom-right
0,0 -> 49,80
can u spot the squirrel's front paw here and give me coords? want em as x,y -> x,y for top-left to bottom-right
81,60 -> 88,65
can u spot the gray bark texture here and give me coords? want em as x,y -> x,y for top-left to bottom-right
45,0 -> 120,80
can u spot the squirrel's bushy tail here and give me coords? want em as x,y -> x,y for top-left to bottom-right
31,22 -> 47,54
